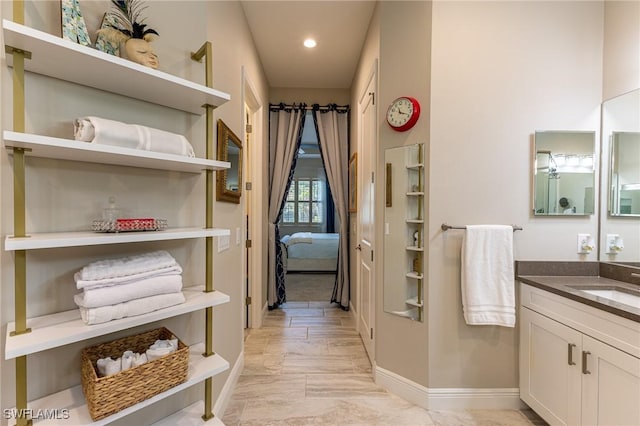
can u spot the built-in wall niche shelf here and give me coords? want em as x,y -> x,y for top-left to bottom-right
3,131 -> 231,173
5,286 -> 229,359
152,401 -> 225,426
2,20 -> 230,114
4,227 -> 229,251
406,272 -> 423,280
12,343 -> 228,426
406,246 -> 424,252
405,297 -> 424,308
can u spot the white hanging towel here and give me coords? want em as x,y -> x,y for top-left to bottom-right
461,225 -> 515,327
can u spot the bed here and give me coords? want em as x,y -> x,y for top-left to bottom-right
280,232 -> 339,272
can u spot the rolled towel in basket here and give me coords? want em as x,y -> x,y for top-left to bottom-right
121,350 -> 135,371
74,116 -> 195,157
146,338 -> 179,361
74,273 -> 183,308
78,292 -> 186,325
96,357 -> 122,377
132,352 -> 148,368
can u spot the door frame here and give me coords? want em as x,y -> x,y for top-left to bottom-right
242,67 -> 264,328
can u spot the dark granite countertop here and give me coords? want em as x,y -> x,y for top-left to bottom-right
518,275 -> 640,323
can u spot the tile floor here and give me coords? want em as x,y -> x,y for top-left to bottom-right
222,302 -> 546,426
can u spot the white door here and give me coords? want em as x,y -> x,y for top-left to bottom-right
581,335 -> 640,426
520,307 -> 582,426
357,69 -> 376,361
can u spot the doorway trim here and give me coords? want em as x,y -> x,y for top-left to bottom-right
242,66 -> 264,328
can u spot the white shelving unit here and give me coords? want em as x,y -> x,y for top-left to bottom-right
404,145 -> 424,321
3,17 -> 231,426
2,20 -> 230,114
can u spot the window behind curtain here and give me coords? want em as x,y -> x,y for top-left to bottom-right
282,178 -> 324,224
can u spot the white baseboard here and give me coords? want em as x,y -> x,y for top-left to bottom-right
214,351 -> 244,417
375,366 -> 523,410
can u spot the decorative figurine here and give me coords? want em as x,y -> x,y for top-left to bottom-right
98,0 -> 160,69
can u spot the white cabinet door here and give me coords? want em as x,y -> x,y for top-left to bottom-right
581,335 -> 640,426
520,307 -> 582,426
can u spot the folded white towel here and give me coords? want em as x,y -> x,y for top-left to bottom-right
74,274 -> 183,308
78,292 -> 186,325
74,116 -> 196,157
75,266 -> 182,290
132,352 -> 148,368
76,250 -> 178,282
96,357 -> 122,377
461,225 -> 515,327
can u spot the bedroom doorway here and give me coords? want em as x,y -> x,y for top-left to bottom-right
279,111 -> 338,303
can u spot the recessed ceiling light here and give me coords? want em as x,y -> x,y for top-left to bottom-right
303,38 -> 317,48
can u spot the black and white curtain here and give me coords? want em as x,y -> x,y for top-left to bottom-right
268,104 -> 306,308
312,104 -> 350,309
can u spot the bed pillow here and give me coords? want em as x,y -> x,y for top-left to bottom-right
287,232 -> 313,245
280,235 -> 291,245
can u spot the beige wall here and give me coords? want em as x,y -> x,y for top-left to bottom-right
603,0 -> 640,100
270,87 -> 350,106
0,0 -> 267,421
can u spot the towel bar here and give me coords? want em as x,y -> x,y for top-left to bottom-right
441,223 -> 523,231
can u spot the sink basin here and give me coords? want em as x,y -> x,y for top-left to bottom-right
570,286 -> 640,309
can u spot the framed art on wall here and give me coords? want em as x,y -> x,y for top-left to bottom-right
348,153 -> 357,213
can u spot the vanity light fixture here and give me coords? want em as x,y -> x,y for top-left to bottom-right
303,38 -> 317,48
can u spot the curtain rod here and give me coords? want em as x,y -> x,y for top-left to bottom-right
269,103 -> 350,112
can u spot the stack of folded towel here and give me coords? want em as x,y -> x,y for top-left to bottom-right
74,251 -> 186,325
96,338 -> 179,377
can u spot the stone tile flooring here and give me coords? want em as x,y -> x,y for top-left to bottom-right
222,302 -> 546,425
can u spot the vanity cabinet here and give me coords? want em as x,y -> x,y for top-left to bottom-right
520,284 -> 640,426
3,18 -> 231,425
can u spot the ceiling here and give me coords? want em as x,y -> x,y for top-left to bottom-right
240,1 -> 376,89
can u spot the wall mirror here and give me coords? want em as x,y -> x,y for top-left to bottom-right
383,143 -> 424,322
600,88 -> 639,265
216,119 -> 242,204
533,131 -> 596,215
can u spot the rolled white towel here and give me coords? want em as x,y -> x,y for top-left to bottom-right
121,350 -> 134,371
146,338 -> 179,361
132,352 -> 148,368
96,357 -> 121,377
74,273 -> 183,308
149,338 -> 178,351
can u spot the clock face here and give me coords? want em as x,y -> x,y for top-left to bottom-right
386,97 -> 420,132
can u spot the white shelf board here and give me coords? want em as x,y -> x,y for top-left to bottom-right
406,219 -> 424,224
21,343 -> 228,425
406,163 -> 424,169
406,246 -> 424,252
3,20 -> 230,114
4,131 -> 230,173
5,227 -> 230,251
5,286 -> 229,359
406,192 -> 425,196
152,401 -> 225,426
406,272 -> 423,280
405,297 -> 424,308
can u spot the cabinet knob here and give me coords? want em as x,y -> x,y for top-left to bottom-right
582,351 -> 591,374
355,244 -> 362,251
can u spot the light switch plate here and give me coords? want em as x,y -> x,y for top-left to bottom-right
236,227 -> 241,245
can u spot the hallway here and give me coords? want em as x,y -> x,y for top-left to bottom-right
222,302 -> 545,425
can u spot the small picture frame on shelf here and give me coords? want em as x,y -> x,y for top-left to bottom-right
61,0 -> 92,47
348,153 -> 357,213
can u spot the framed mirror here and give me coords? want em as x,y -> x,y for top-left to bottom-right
609,132 -> 640,216
533,131 -> 596,215
216,119 -> 242,204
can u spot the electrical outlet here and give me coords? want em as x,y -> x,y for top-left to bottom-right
218,235 -> 230,252
577,233 -> 594,254
605,234 -> 624,254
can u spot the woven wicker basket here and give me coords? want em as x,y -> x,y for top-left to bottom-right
80,327 -> 188,421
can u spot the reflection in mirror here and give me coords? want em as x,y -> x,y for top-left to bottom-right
383,144 -> 424,322
600,89 -> 640,265
216,119 -> 242,204
609,132 -> 640,216
533,131 -> 596,215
